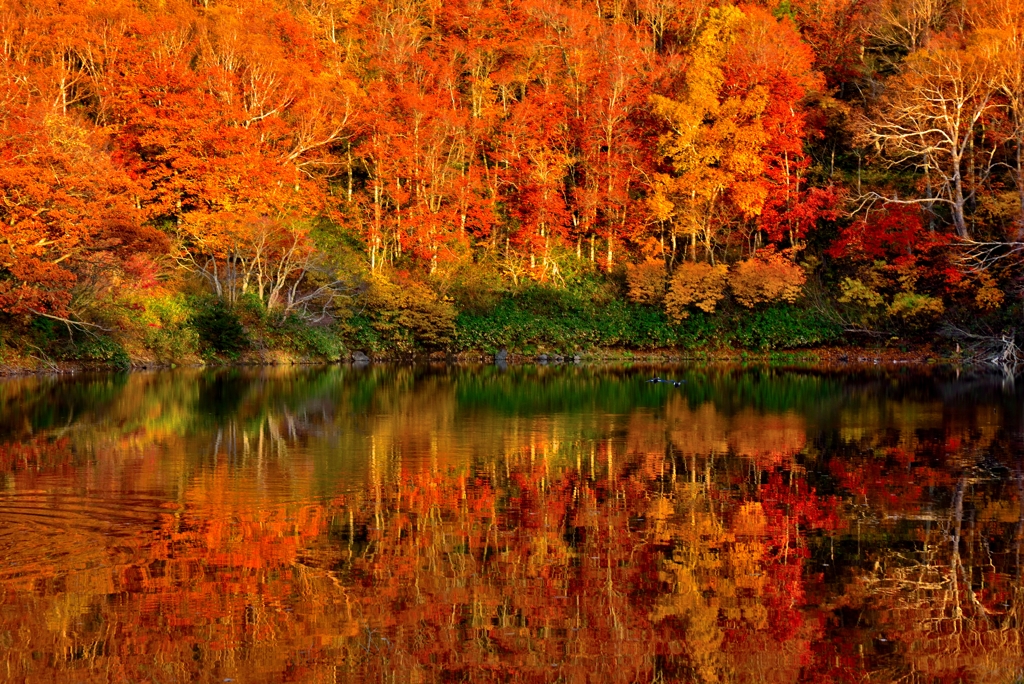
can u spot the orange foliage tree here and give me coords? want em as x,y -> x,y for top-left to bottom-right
5,0 -> 1019,337
729,251 -> 807,307
664,261 -> 730,320
626,258 -> 669,304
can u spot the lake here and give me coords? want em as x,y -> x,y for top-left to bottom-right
0,364 -> 1021,683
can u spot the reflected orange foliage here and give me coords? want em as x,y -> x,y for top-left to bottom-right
0,368 -> 1021,683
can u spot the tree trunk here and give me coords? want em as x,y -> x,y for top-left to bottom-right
1016,130 -> 1024,239
951,154 -> 969,239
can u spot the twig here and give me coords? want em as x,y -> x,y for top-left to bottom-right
955,238 -> 1024,272
23,342 -> 59,372
28,309 -> 112,332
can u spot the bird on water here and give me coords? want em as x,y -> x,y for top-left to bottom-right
647,377 -> 685,387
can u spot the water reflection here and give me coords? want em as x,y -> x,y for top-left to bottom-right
0,365 -> 1021,683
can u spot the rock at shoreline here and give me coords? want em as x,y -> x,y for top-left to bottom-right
352,351 -> 370,364
495,349 -> 508,364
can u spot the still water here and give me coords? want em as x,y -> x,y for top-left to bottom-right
0,365 -> 1021,683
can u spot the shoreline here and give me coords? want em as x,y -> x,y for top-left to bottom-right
0,344 -> 958,377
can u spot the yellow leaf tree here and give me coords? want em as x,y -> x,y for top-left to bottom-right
649,6 -> 769,264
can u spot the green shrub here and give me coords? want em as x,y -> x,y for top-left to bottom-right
188,298 -> 249,357
70,336 -> 131,368
355,275 -> 457,351
279,316 -> 344,359
732,306 -> 842,350
453,284 -> 716,352
27,315 -> 132,368
446,258 -> 505,315
142,294 -> 201,360
341,313 -> 387,353
886,292 -> 945,328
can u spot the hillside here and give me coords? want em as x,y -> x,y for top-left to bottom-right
1,0 -> 1022,366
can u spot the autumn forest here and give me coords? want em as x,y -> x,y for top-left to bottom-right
2,0 -> 1024,362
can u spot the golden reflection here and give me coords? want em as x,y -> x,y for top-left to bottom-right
0,366 -> 1020,683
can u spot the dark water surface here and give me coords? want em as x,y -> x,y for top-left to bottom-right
1,365 -> 1022,683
